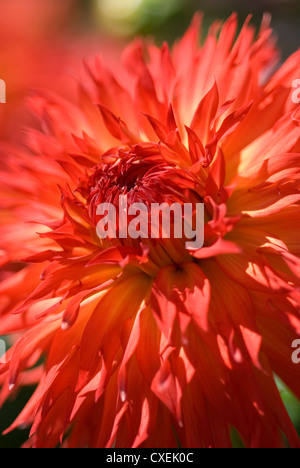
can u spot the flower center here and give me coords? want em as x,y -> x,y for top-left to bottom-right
77,151 -> 204,265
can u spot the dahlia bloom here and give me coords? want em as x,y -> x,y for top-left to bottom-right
0,14 -> 300,448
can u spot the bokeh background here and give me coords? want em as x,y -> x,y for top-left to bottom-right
0,0 -> 299,448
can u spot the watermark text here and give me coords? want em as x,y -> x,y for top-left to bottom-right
96,196 -> 204,250
0,339 -> 6,364
292,79 -> 300,104
0,79 -> 6,103
292,339 -> 300,364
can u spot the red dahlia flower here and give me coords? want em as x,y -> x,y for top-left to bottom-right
0,14 -> 300,448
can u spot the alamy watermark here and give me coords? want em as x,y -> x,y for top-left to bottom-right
292,79 -> 300,104
0,339 -> 6,364
0,79 -> 6,103
96,195 -> 204,250
292,339 -> 300,364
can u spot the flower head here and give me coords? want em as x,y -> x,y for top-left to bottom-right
0,14 -> 300,448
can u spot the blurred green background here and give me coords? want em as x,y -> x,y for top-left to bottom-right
85,0 -> 300,58
0,0 -> 299,448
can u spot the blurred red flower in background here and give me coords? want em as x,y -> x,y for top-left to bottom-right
0,0 -> 79,140
0,0 -> 123,142
0,13 -> 300,448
